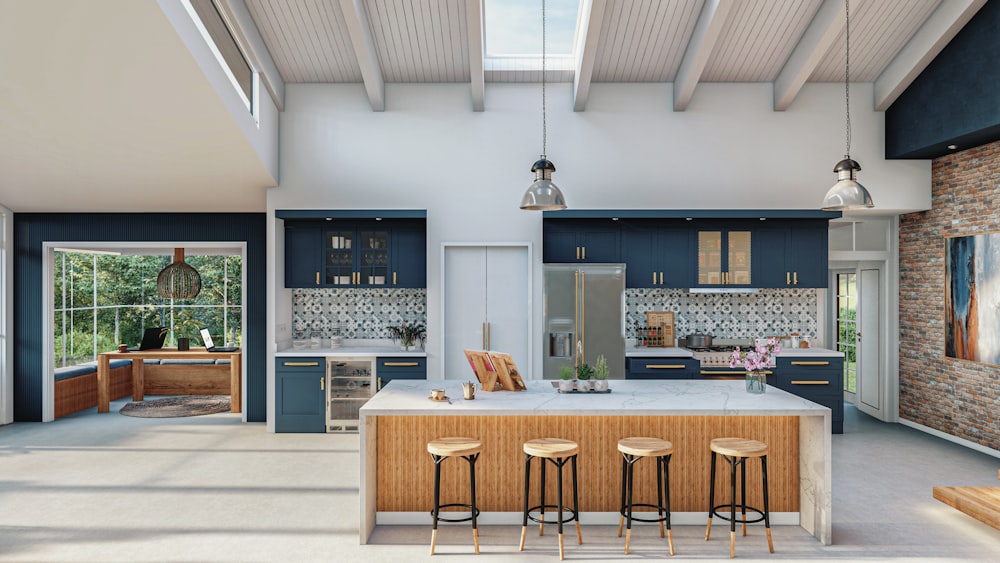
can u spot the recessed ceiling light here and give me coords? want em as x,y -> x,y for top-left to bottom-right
947,144 -> 958,150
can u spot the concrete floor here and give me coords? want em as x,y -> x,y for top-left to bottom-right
1,401 -> 998,562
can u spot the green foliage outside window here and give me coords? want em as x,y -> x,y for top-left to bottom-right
53,251 -> 242,367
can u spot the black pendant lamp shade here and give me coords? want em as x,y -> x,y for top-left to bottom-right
821,0 -> 874,211
157,248 -> 201,299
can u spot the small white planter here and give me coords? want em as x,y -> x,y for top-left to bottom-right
593,379 -> 609,392
576,379 -> 592,392
558,379 -> 575,392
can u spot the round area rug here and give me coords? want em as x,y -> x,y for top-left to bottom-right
119,396 -> 231,418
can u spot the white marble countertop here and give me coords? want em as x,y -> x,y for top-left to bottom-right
276,346 -> 426,357
361,379 -> 831,417
778,347 -> 843,357
625,346 -> 693,357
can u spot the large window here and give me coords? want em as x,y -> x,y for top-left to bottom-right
53,251 -> 242,367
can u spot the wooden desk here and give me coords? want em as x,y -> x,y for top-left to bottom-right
97,348 -> 242,413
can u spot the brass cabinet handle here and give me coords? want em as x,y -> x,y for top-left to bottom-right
315,271 -> 320,285
786,272 -> 790,285
283,361 -> 319,367
580,271 -> 586,359
701,370 -> 772,375
791,361 -> 830,366
648,364 -> 685,369
383,362 -> 419,367
793,271 -> 798,285
393,272 -> 397,285
320,377 -> 325,390
791,380 -> 829,385
582,246 -> 586,260
659,272 -> 664,285
377,377 -> 382,391
652,271 -> 657,285
574,270 -> 580,367
576,246 -> 580,260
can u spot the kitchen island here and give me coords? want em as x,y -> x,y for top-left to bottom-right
359,380 -> 831,545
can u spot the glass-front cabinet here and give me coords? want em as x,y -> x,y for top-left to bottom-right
323,227 -> 389,286
696,228 -> 752,286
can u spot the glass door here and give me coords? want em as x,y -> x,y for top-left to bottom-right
697,231 -> 722,285
836,272 -> 858,399
727,230 -> 751,285
358,229 -> 389,285
324,229 -> 354,285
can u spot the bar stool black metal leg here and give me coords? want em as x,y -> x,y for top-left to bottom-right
617,453 -> 628,537
656,454 -> 665,539
762,455 -> 774,553
571,454 -> 582,545
430,454 -> 443,555
539,455 -> 547,536
469,453 -> 479,554
729,455 -> 737,558
520,453 -> 531,551
740,456 -> 748,537
556,457 -> 566,560
706,451 -> 717,540
663,454 -> 674,556
624,454 -> 635,554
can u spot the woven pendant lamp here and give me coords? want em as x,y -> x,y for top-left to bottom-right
157,248 -> 201,299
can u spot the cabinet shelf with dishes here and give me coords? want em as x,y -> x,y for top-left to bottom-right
283,218 -> 425,288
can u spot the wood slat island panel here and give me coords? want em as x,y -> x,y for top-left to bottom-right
377,414 -> 798,512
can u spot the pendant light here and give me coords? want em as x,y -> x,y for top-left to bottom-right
157,248 -> 201,299
520,0 -> 567,211
821,0 -> 874,211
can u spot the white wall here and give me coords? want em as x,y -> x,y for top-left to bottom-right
268,81 -> 931,381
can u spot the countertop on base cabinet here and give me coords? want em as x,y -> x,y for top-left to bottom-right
359,380 -> 832,546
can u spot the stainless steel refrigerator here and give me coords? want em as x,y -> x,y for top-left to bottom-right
543,263 -> 626,379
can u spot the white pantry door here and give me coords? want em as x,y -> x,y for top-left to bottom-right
443,245 -> 529,380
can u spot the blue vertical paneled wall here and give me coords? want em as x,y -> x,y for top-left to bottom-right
13,213 -> 267,422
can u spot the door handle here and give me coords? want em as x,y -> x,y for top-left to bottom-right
320,377 -> 325,391
653,271 -> 657,285
786,272 -> 790,285
487,322 -> 491,350
377,377 -> 382,391
283,361 -> 319,367
482,322 -> 486,349
576,246 -> 580,260
581,271 -> 586,359
393,271 -> 397,285
316,271 -> 320,285
791,380 -> 830,385
582,246 -> 586,260
648,364 -> 685,369
856,332 -> 862,338
791,361 -> 830,366
659,272 -> 664,285
793,271 -> 798,285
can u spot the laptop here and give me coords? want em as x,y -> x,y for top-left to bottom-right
200,328 -> 239,352
127,327 -> 167,351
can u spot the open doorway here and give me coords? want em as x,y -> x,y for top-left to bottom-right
831,262 -> 886,420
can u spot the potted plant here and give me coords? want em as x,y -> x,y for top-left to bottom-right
171,310 -> 200,351
593,354 -> 609,391
388,320 -> 426,351
576,363 -> 594,392
558,365 -> 575,392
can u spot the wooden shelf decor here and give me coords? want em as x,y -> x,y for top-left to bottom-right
464,350 -> 502,391
645,311 -> 675,347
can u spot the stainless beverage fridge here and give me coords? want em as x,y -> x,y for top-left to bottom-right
543,264 -> 626,379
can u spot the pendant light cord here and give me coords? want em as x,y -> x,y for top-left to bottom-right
844,0 -> 851,159
541,0 -> 547,160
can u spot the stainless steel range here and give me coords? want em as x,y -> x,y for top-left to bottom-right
680,339 -> 754,378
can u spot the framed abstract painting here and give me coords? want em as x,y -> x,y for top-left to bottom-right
945,232 -> 1000,364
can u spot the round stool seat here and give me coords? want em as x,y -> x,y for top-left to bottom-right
710,437 -> 768,458
618,437 -> 674,457
428,437 -> 482,457
523,438 -> 579,458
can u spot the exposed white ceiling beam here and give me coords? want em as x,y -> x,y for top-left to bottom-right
338,0 -> 385,111
216,0 -> 285,111
773,0 -> 844,112
673,0 -> 735,111
466,0 -> 485,111
873,0 -> 987,111
572,0 -> 607,112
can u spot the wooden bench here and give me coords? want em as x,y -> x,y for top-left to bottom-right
54,361 -> 133,418
933,470 -> 1000,533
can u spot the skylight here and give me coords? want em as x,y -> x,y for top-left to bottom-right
484,0 -> 581,57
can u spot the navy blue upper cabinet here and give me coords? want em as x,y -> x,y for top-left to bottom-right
284,219 -> 426,288
543,220 -> 621,263
285,222 -> 323,288
752,220 -> 829,288
621,221 -> 692,287
694,223 -> 753,287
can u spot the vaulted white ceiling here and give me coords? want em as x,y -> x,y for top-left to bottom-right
0,0 -> 986,213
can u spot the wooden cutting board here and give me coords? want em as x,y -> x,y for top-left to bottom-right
645,311 -> 675,347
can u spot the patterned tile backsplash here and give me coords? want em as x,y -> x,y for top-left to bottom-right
626,288 -> 818,341
292,288 -> 426,339
293,287 -> 817,342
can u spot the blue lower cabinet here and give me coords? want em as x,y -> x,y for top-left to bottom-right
376,357 -> 427,391
626,357 -> 699,379
275,358 -> 326,433
774,356 -> 844,434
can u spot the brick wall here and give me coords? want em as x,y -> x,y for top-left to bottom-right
899,139 -> 1000,451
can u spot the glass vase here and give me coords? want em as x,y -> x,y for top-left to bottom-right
745,371 -> 766,394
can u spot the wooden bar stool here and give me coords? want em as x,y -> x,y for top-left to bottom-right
616,437 -> 675,556
427,437 -> 482,556
518,438 -> 582,560
705,437 -> 773,558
